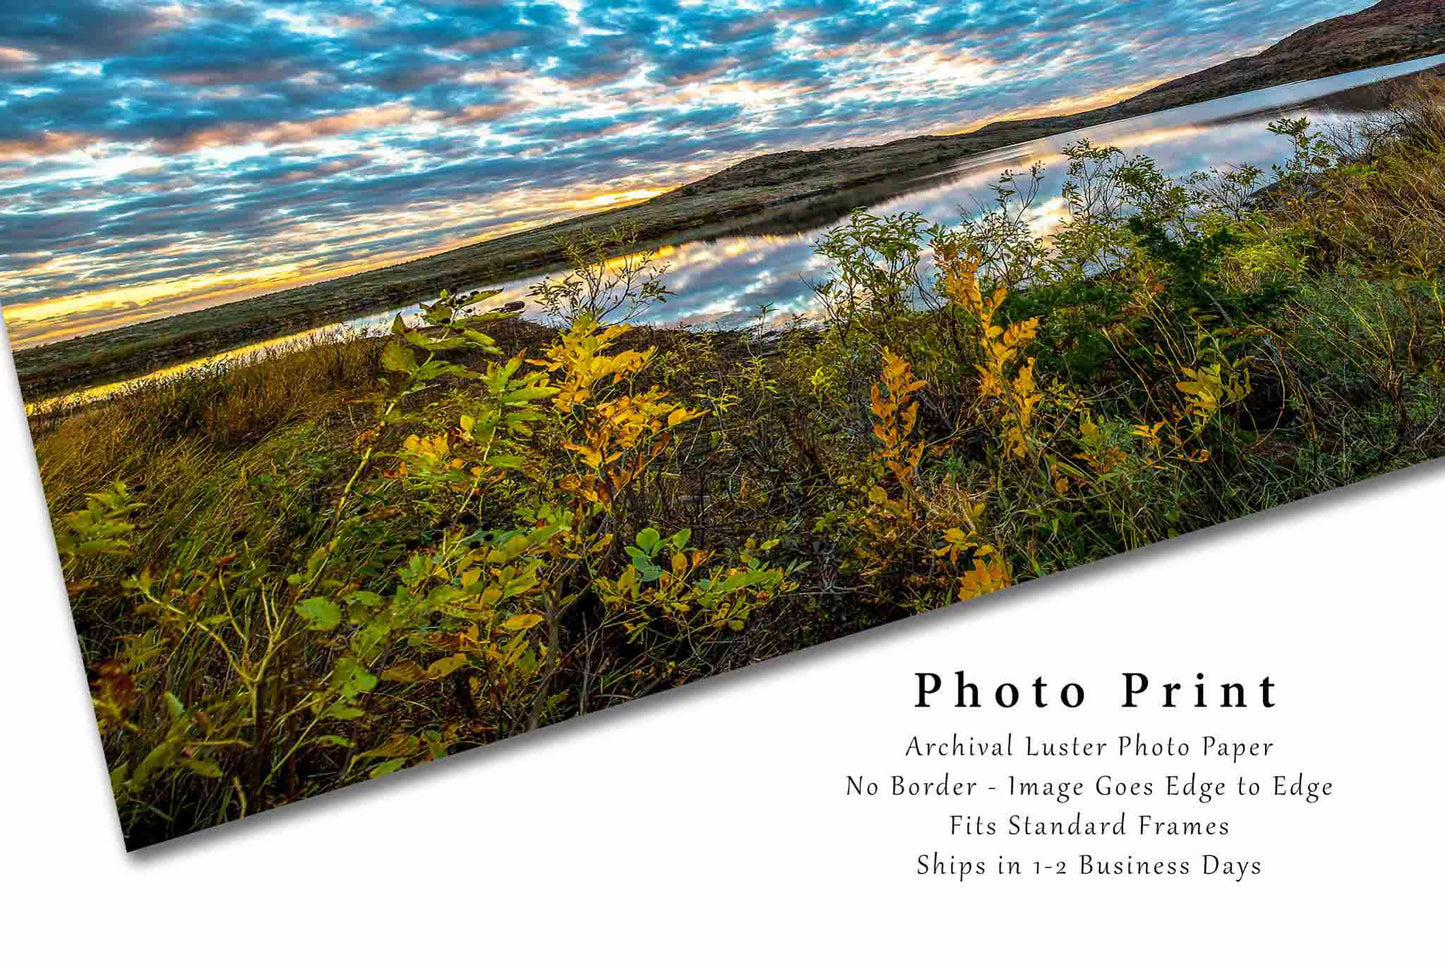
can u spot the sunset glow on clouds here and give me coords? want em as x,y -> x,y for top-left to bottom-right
1,0 -> 1368,346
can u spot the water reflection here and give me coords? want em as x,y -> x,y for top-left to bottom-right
54,53 -> 1445,408
356,53 -> 1445,334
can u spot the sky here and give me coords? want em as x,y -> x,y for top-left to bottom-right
0,0 -> 1370,348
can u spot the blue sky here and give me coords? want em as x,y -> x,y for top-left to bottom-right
1,0 -> 1367,345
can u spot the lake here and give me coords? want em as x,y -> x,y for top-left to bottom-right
54,53 -> 1445,407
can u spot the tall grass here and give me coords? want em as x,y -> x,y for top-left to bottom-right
31,334 -> 384,509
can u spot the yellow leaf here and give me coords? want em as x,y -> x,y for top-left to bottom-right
425,654 -> 470,680
502,613 -> 544,632
380,661 -> 426,683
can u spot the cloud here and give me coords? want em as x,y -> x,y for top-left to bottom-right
160,104 -> 427,153
0,130 -> 101,160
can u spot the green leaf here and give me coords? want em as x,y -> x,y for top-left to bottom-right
635,527 -> 661,554
720,571 -> 750,593
381,340 -> 417,373
369,759 -> 407,779
110,763 -> 129,794
501,385 -> 559,404
336,657 -> 378,697
179,757 -> 223,779
130,740 -> 180,791
295,597 -> 342,631
632,560 -> 664,584
344,590 -> 385,609
398,552 -> 431,587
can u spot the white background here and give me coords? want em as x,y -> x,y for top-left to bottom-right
2,338 -> 1440,961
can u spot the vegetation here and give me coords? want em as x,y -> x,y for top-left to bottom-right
42,78 -> 1445,847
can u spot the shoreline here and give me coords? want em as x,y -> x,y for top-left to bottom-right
15,46 -> 1445,401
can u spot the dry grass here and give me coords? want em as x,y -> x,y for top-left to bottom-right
31,334 -> 385,512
